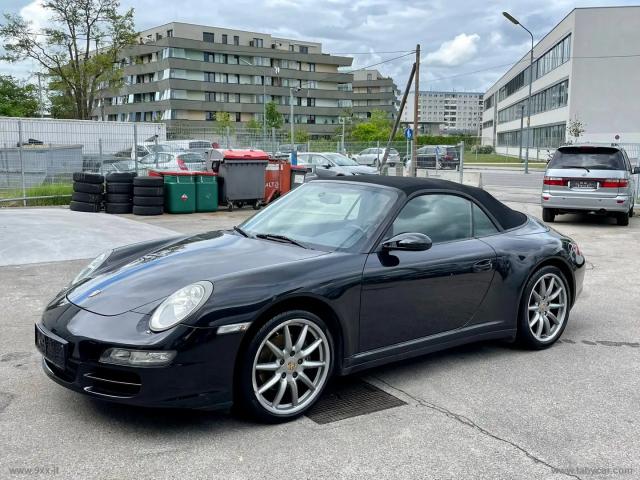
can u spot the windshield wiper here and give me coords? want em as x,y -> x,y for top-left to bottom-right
233,226 -> 250,237
561,165 -> 590,172
255,233 -> 308,249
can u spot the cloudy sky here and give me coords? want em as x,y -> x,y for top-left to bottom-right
2,0 -> 637,92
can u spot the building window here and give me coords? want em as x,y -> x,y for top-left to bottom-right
234,35 -> 240,46
235,112 -> 241,122
289,45 -> 295,52
497,123 -> 566,148
155,33 -> 163,41
203,32 -> 214,43
367,73 -> 373,80
222,34 -> 228,44
299,45 -> 309,54
252,37 -> 263,48
206,112 -> 215,121
308,63 -> 315,72
497,79 -> 569,124
167,29 -> 173,37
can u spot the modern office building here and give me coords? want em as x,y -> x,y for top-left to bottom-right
93,22 -> 359,137
350,69 -> 399,120
401,90 -> 484,134
482,6 -> 640,155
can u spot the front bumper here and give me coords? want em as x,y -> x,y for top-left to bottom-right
541,193 -> 631,213
36,302 -> 245,409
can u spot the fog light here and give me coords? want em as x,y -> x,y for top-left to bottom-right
99,348 -> 176,367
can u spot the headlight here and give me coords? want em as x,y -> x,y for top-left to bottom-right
149,281 -> 213,332
71,249 -> 112,285
100,348 -> 176,367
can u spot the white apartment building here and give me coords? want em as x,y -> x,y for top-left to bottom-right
401,91 -> 484,134
482,6 -> 640,155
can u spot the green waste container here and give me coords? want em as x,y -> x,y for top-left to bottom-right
195,173 -> 218,212
163,172 -> 196,214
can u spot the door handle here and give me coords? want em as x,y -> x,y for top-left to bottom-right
472,259 -> 493,272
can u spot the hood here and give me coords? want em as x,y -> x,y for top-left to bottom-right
66,231 -> 326,316
341,165 -> 378,174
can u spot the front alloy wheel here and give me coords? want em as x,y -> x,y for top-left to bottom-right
518,266 -> 570,349
237,311 -> 332,422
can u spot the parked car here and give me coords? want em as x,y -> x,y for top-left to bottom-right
36,176 -> 584,421
100,160 -> 137,175
297,152 -> 377,178
440,145 -> 460,169
164,139 -> 216,156
354,148 -> 401,167
273,144 -> 308,160
114,143 -> 176,160
139,151 -> 207,172
541,144 -> 639,226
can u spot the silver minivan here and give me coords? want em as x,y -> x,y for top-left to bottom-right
542,144 -> 639,226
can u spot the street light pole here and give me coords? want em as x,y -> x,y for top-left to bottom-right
503,11 -> 534,174
289,87 -> 295,146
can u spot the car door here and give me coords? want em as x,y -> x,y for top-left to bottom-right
359,193 -> 497,352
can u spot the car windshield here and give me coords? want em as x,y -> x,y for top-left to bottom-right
240,182 -> 398,251
549,147 -> 625,170
149,144 -> 172,153
178,153 -> 205,162
325,153 -> 359,166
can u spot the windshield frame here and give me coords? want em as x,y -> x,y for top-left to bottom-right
239,180 -> 402,254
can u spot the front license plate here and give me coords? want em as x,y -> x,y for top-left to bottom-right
572,180 -> 597,189
35,324 -> 67,370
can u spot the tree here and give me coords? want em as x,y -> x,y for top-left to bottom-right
246,117 -> 261,133
0,75 -> 39,117
214,111 -> 235,135
0,0 -> 137,119
293,127 -> 309,144
265,101 -> 283,130
566,116 -> 585,143
350,109 -> 393,142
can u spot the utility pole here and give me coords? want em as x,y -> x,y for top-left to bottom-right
35,72 -> 44,118
411,44 -> 420,177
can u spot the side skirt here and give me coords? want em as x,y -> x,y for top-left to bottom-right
341,324 -> 516,375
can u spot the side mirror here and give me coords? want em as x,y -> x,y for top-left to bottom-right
632,166 -> 640,174
324,164 -> 332,169
382,232 -> 432,251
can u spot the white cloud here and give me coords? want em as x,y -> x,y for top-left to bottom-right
19,0 -> 50,32
424,33 -> 480,67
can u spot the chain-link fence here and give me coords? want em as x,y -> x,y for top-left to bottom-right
2,117 -> 639,206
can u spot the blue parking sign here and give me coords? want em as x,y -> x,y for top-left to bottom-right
404,128 -> 413,140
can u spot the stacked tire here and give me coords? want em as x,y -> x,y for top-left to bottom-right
133,176 -> 164,216
105,172 -> 137,214
71,173 -> 104,212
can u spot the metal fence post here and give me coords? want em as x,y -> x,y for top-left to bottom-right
98,138 -> 103,173
459,141 -> 464,184
226,126 -> 230,148
272,127 -> 276,156
18,120 -> 26,206
153,134 -> 159,168
133,123 -> 139,173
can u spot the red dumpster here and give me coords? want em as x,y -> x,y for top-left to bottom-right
264,160 -> 308,203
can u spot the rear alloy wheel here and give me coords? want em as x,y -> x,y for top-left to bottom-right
617,211 -> 629,226
518,267 -> 569,349
542,208 -> 555,223
238,311 -> 333,422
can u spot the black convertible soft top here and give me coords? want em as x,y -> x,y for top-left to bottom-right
326,175 -> 528,230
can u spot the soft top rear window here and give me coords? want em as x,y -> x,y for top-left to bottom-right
549,147 -> 625,170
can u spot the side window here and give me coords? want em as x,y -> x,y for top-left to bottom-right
472,203 -> 499,237
391,194 -> 472,244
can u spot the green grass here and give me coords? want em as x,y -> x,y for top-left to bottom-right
0,183 -> 73,207
465,153 -> 546,165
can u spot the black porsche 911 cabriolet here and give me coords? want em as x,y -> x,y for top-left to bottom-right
36,176 -> 585,422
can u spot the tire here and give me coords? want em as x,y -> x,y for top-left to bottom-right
73,172 -> 104,184
132,205 -> 163,216
106,193 -> 132,203
133,196 -> 164,206
516,266 -> 570,350
106,172 -> 137,183
617,211 -> 629,226
71,192 -> 103,204
105,202 -> 133,214
106,182 -> 133,194
227,203 -> 234,212
235,310 -> 334,423
133,186 -> 164,197
252,200 -> 261,210
133,176 -> 163,187
73,182 -> 103,194
69,200 -> 101,213
542,208 -> 555,223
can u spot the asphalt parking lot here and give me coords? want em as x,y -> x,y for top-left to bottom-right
1,186 -> 638,479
